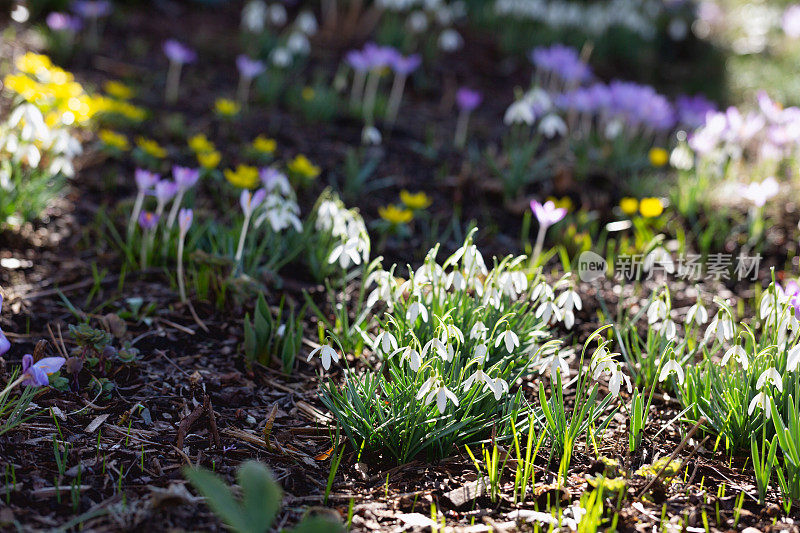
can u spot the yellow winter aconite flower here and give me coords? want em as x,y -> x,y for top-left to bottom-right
288,154 -> 321,180
639,197 -> 664,218
197,150 -> 222,169
648,147 -> 669,167
301,87 -> 315,101
188,134 -> 215,154
214,98 -> 241,117
400,190 -> 432,210
98,129 -> 129,151
252,135 -> 277,154
15,52 -> 52,77
224,165 -> 259,188
619,197 -> 639,216
378,205 -> 414,224
545,196 -> 573,212
136,137 -> 167,159
104,80 -> 134,100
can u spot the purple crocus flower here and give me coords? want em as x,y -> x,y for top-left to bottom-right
0,295 -> 10,357
236,55 -> 266,79
71,0 -> 111,18
675,94 -> 717,129
178,208 -> 193,236
530,44 -> 592,84
138,211 -> 159,230
47,12 -> 83,32
240,188 -> 267,217
153,180 -> 179,204
361,42 -> 395,70
531,200 -> 567,228
391,54 -> 421,75
345,50 -> 370,72
172,166 -> 200,190
135,169 -> 160,191
784,281 -> 800,318
456,88 -> 482,111
21,354 -> 66,387
163,40 -> 197,65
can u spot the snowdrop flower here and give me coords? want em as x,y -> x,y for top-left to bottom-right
391,346 -> 422,372
704,311 -> 735,344
417,376 -> 459,414
536,296 -> 563,325
295,11 -> 318,35
374,331 -> 398,355
470,321 -> 487,340
328,238 -> 364,268
267,3 -> 287,25
407,11 -> 429,33
495,329 -> 520,353
593,359 -> 631,397
756,367 -> 783,392
21,354 -> 66,387
538,114 -> 567,138
307,344 -> 339,371
658,359 -> 684,385
504,100 -> 535,126
536,347 -> 571,379
241,0 -> 267,32
442,324 -> 465,344
748,391 -> 773,418
438,29 -> 463,51
658,319 -> 678,341
361,125 -> 382,145
643,247 -> 675,274
406,300 -> 429,323
787,344 -> 800,371
685,300 -> 708,326
721,345 -> 749,370
271,47 -> 292,68
474,343 -> 488,364
647,300 -> 666,324
422,338 -> 450,361
287,32 -> 311,55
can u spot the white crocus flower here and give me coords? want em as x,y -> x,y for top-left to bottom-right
307,344 -> 339,371
406,301 -> 429,323
495,330 -> 520,353
685,301 -> 708,326
756,367 -> 783,392
658,359 -> 684,385
748,391 -> 773,418
721,345 -> 749,370
417,377 -> 459,414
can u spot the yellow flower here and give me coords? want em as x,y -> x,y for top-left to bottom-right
104,80 -> 134,100
188,134 -> 215,154
648,147 -> 669,167
98,129 -> 129,151
546,196 -> 573,212
379,205 -> 414,225
288,154 -> 321,180
214,98 -> 241,117
400,190 -> 432,210
639,197 -> 664,218
252,135 -> 277,154
15,52 -> 52,77
224,165 -> 259,188
197,150 -> 222,169
619,197 -> 639,216
301,87 -> 315,101
136,136 -> 167,159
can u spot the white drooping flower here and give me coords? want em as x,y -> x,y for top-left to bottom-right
647,300 -> 667,324
417,377 -> 459,414
748,391 -> 773,418
658,359 -> 684,385
406,300 -> 429,324
470,321 -> 488,340
756,367 -> 783,393
704,311 -> 735,344
787,344 -> 800,372
307,344 -> 339,371
374,330 -> 398,355
495,329 -> 520,353
685,301 -> 708,326
721,345 -> 749,370
392,346 -> 422,372
422,338 -> 450,362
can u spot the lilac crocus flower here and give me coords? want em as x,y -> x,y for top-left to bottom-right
172,166 -> 200,190
675,94 -> 717,129
259,167 -> 291,195
456,88 -> 482,111
178,208 -> 193,236
135,169 -> 160,191
346,50 -> 370,73
71,0 -> 111,18
235,189 -> 267,264
783,5 -> 800,39
47,12 -> 83,32
530,200 -> 567,265
739,176 -> 779,208
163,40 -> 197,65
176,208 -> 193,302
530,44 -> 592,87
138,211 -> 159,230
21,354 -> 66,387
237,55 -> 266,79
386,54 -> 421,125
0,295 -> 10,357
390,54 -> 421,76
153,180 -> 178,213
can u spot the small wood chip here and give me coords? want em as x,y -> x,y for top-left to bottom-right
85,413 -> 110,433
